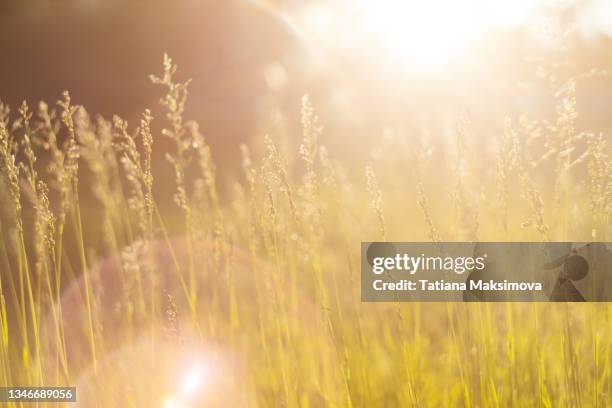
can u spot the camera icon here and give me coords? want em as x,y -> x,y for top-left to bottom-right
543,243 -> 612,302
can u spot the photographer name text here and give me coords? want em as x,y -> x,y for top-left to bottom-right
373,279 -> 543,292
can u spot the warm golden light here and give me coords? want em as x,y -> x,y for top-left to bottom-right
355,0 -> 547,68
4,1 -> 612,407
357,0 -> 474,68
296,0 -> 559,70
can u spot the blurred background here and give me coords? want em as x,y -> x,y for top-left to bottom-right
2,0 -> 612,168
2,2 -> 612,406
2,0 -> 612,236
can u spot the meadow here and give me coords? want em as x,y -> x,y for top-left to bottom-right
0,54 -> 611,407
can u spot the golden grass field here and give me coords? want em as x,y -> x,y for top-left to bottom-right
0,51 -> 611,407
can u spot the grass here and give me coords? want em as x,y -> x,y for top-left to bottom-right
0,54 -> 610,407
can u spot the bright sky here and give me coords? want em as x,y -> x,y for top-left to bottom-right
293,0 -> 612,70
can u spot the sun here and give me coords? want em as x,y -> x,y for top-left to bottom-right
355,0 -> 482,69
294,0 -> 550,71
